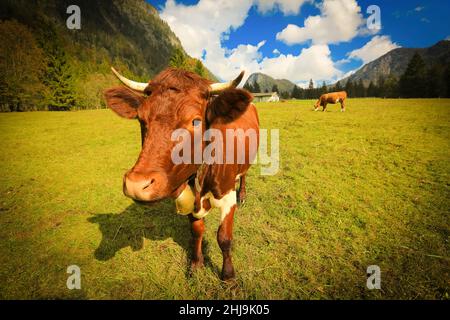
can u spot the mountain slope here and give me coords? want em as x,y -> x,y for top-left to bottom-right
0,0 -> 215,110
338,40 -> 450,87
245,73 -> 296,94
1,0 -> 186,78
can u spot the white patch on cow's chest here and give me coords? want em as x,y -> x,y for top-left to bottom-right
184,163 -> 238,221
192,192 -> 212,220
335,98 -> 340,103
214,190 -> 237,222
175,184 -> 195,215
192,189 -> 236,222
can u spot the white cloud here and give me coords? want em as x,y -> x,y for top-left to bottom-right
276,0 -> 364,45
347,35 -> 400,65
415,6 -> 425,12
256,0 -> 310,15
159,0 -> 358,85
335,57 -> 351,66
214,41 -> 266,79
160,0 -> 253,58
259,44 -> 342,83
205,42 -> 342,85
160,0 -> 256,81
446,36 -> 450,41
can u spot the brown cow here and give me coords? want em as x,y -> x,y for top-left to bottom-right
314,91 -> 347,112
104,67 -> 259,281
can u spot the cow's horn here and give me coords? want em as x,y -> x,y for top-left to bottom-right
210,71 -> 245,94
111,67 -> 148,92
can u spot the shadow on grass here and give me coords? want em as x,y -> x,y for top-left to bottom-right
88,200 -> 217,276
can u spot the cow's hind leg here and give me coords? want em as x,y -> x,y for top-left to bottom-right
237,175 -> 246,205
189,214 -> 205,270
217,203 -> 237,281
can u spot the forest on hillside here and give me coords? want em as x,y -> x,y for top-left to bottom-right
0,0 -> 213,112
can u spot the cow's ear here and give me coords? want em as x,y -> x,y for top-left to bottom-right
104,86 -> 144,119
206,89 -> 252,124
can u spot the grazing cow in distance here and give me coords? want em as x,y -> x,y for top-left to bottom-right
314,91 -> 347,112
104,67 -> 259,281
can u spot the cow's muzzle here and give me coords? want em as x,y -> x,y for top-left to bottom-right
123,170 -> 167,202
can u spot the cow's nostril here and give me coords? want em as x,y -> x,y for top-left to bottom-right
142,182 -> 151,190
142,178 -> 155,190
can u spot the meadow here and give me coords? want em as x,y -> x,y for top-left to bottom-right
0,98 -> 448,299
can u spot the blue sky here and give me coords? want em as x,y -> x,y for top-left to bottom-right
148,0 -> 450,86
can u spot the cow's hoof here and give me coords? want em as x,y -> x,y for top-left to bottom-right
221,271 -> 236,282
190,259 -> 204,271
221,266 -> 236,281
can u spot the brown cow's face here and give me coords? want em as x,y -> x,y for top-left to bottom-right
104,70 -> 211,202
126,88 -> 206,202
314,99 -> 321,109
105,68 -> 251,203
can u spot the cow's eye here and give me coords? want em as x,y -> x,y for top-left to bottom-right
192,119 -> 202,127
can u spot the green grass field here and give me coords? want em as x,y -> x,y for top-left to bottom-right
0,98 -> 449,299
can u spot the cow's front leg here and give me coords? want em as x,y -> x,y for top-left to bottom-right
340,101 -> 346,112
189,214 -> 204,270
237,175 -> 246,205
322,103 -> 327,112
217,203 -> 237,281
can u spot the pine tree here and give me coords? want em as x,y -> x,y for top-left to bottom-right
271,84 -> 279,93
377,75 -> 386,98
193,59 -> 206,78
335,81 -> 342,92
291,85 -> 301,99
345,80 -> 354,97
169,48 -> 187,69
356,79 -> 365,97
444,64 -> 450,98
45,49 -> 77,110
280,91 -> 290,99
384,75 -> 399,98
367,81 -> 377,97
39,26 -> 77,111
253,81 -> 261,93
308,79 -> 314,90
243,82 -> 253,92
425,64 -> 444,98
321,81 -> 327,95
399,52 -> 427,98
